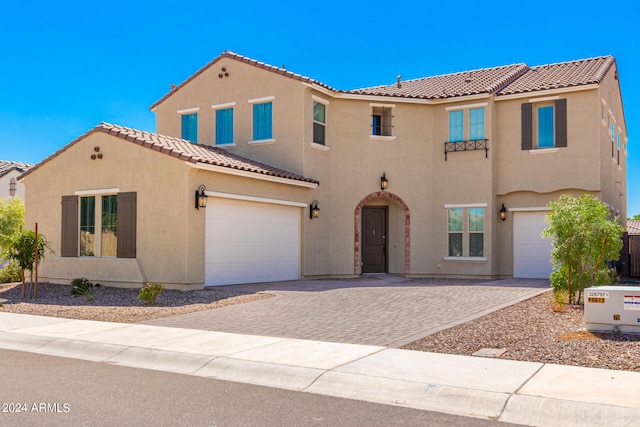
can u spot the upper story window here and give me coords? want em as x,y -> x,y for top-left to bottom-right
313,101 -> 326,145
371,104 -> 394,137
469,108 -> 485,140
211,102 -> 235,146
446,105 -> 486,142
521,98 -> 567,150
616,132 -> 621,165
179,109 -> 199,143
446,205 -> 485,258
9,177 -> 16,196
537,106 -> 554,148
449,110 -> 463,142
248,97 -> 274,142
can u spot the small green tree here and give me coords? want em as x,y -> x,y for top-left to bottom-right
542,194 -> 623,304
6,229 -> 49,298
630,213 -> 640,221
0,197 -> 25,256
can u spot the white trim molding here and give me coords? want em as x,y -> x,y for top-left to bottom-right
310,142 -> 330,151
75,188 -> 120,195
312,95 -> 330,105
248,96 -> 275,104
211,101 -> 237,110
177,107 -> 200,114
207,191 -> 308,208
445,102 -> 488,111
369,135 -> 397,141
369,102 -> 396,108
529,147 -> 560,155
444,256 -> 488,263
248,138 -> 276,146
527,95 -> 560,103
444,202 -> 488,209
186,162 -> 318,189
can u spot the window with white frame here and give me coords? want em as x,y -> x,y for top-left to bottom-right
80,194 -> 117,257
248,97 -> 274,142
446,205 -> 485,258
446,104 -> 486,143
521,98 -> 567,150
181,112 -> 198,142
212,102 -> 235,146
371,104 -> 394,137
313,101 -> 326,145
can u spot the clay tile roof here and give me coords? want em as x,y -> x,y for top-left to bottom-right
0,160 -> 33,177
628,220 -> 640,235
347,63 -> 529,100
150,51 -> 337,110
497,56 -> 615,95
20,123 -> 319,185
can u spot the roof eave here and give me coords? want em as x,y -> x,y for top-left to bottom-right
186,162 -> 319,188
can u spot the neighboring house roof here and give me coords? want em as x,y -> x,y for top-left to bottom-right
150,51 -> 338,110
496,56 -> 615,96
347,64 -> 529,100
0,160 -> 33,178
19,123 -> 319,186
628,220 -> 640,235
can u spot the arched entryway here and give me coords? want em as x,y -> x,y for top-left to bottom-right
354,191 -> 410,275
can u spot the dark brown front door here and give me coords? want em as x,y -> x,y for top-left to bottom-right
362,206 -> 387,273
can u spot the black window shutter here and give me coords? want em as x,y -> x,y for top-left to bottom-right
117,192 -> 137,258
60,195 -> 78,257
555,98 -> 567,147
521,103 -> 533,150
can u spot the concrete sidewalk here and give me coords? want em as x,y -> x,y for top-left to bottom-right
1,312 -> 639,426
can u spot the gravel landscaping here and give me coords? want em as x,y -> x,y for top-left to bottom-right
1,280 -> 639,372
0,282 -> 272,323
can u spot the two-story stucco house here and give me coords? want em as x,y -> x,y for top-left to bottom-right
20,52 -> 628,289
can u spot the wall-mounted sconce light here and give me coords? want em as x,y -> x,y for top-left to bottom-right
9,178 -> 16,196
499,203 -> 507,221
310,200 -> 320,219
196,185 -> 208,210
380,172 -> 388,191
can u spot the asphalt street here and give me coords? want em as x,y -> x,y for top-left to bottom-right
0,349 -> 518,427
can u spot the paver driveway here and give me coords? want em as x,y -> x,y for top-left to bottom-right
142,276 -> 550,347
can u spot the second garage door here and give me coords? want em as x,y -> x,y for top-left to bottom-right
513,211 -> 554,279
205,197 -> 300,286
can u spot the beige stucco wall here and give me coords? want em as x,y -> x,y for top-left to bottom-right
154,58 -> 306,176
23,132 -> 196,289
597,63 -> 627,224
151,57 -> 628,282
23,130 -> 316,289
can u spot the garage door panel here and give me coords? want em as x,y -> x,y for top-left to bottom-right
205,198 -> 300,286
513,211 -> 553,279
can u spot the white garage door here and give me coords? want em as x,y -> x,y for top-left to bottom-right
205,198 -> 300,286
513,211 -> 553,279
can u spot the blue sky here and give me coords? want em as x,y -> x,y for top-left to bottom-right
1,0 -> 638,216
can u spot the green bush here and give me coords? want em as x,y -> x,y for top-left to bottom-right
0,260 -> 21,283
71,277 -> 96,302
138,282 -> 165,305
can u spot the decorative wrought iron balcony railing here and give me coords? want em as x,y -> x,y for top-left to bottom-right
444,139 -> 489,161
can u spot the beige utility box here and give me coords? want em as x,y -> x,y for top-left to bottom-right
584,286 -> 640,333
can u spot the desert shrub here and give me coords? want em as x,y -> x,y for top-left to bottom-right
0,260 -> 21,283
138,282 -> 165,305
71,277 -> 96,302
